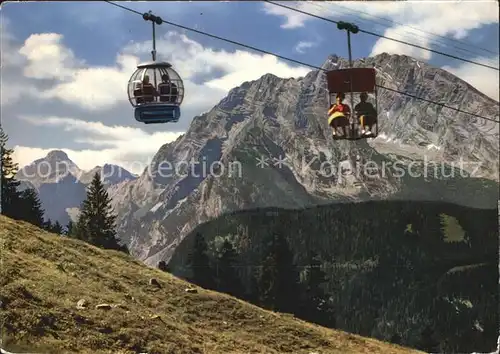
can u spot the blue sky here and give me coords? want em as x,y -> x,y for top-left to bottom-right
2,1 -> 498,173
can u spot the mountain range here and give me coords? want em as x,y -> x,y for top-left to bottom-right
12,52 -> 499,352
16,53 -> 499,263
105,53 -> 498,266
16,150 -> 137,225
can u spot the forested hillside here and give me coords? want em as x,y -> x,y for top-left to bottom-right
168,200 -> 498,353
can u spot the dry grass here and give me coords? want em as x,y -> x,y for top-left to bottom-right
0,215 -> 423,354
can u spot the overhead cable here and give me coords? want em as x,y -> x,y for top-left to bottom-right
315,1 -> 499,57
264,1 -> 499,72
103,1 -> 500,123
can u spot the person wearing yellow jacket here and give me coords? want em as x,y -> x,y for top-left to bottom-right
328,92 -> 351,137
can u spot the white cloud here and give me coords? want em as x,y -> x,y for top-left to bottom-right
9,30 -> 309,114
294,41 -> 316,54
19,33 -> 80,80
262,1 -> 499,101
262,1 -> 499,59
40,54 -> 140,110
367,2 -> 499,59
262,2 -> 310,29
442,55 -> 500,101
10,32 -> 139,110
14,116 -> 184,173
3,22 -> 310,172
123,31 -> 310,91
0,16 -> 41,106
1,17 -> 26,69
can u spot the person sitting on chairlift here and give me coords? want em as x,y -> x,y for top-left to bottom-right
140,75 -> 157,103
158,74 -> 178,103
328,92 -> 351,137
355,92 -> 377,136
133,81 -> 144,105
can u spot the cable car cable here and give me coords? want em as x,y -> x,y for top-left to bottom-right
103,1 -> 499,124
310,2 -> 499,65
264,1 -> 499,72
103,1 -> 143,16
312,1 -> 499,57
310,2 -> 495,63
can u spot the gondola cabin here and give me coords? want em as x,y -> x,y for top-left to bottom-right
326,68 -> 378,140
127,61 -> 184,124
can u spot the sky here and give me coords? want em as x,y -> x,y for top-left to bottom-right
2,0 -> 498,174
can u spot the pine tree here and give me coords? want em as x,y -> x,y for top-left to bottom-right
158,261 -> 170,272
75,172 -> 128,253
215,239 -> 244,297
390,333 -> 402,344
18,188 -> 45,228
258,233 -> 301,313
65,220 -> 75,236
43,219 -> 53,231
245,269 -> 260,304
300,251 -> 334,326
0,126 -> 21,218
187,232 -> 215,289
417,325 -> 440,352
52,220 -> 63,235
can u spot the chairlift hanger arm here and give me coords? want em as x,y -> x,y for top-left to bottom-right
336,21 -> 358,69
143,11 -> 163,62
337,21 -> 359,34
336,20 -> 359,135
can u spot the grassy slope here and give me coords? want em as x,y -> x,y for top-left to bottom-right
0,216 -> 423,354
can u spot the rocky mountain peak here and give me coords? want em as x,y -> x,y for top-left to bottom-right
15,152 -> 138,226
322,54 -> 342,70
45,149 -> 70,162
32,150 -> 79,171
107,52 -> 498,266
17,149 -> 81,187
77,164 -> 137,186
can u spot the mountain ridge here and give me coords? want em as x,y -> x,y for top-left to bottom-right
13,53 -> 499,266
15,150 -> 137,225
105,52 -> 498,265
